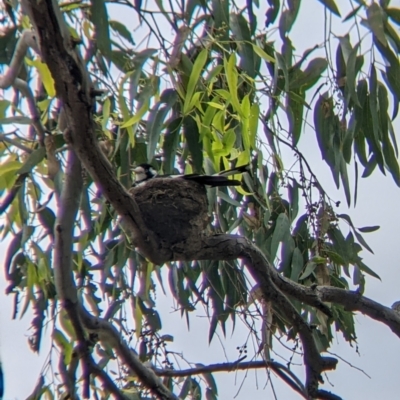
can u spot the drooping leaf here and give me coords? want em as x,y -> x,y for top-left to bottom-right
230,13 -> 257,78
299,261 -> 317,280
270,213 -> 290,261
342,5 -> 362,22
278,0 -> 300,39
211,0 -> 230,50
386,7 -> 400,25
147,90 -> 178,162
109,20 -> 135,45
290,247 -> 304,282
183,116 -> 203,172
367,3 -> 388,46
183,49 -> 208,115
317,0 -> 341,17
265,0 -> 280,26
25,59 -> 56,97
0,26 -> 17,65
90,0 -> 112,57
290,58 -> 328,90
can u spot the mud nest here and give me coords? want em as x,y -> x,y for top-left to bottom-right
129,178 -> 209,260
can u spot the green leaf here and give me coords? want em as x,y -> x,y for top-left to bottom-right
265,0 -> 280,27
90,0 -> 112,57
299,261 -> 317,280
147,90 -> 178,162
25,59 -> 56,98
224,53 -> 243,117
270,213 -> 290,261
317,0 -> 341,17
290,247 -> 304,282
183,49 -> 208,115
162,117 -> 182,174
206,388 -> 218,400
0,26 -> 17,65
387,7 -> 400,25
252,44 -> 276,63
287,90 -> 305,145
361,155 -> 377,178
0,116 -> 33,125
17,147 -> 46,175
183,116 -> 203,172
134,296 -> 143,338
200,368 -> 218,395
37,207 -> 56,236
358,225 -> 380,233
230,13 -> 256,78
110,20 -> 135,45
211,0 -> 230,49
346,42 -> 361,107
4,231 -> 22,280
121,101 -> 150,128
353,229 -> 374,254
340,156 -> 351,207
208,314 -> 218,344
278,0 -> 300,39
288,180 -> 299,221
342,5 -> 362,22
292,58 -> 328,90
367,3 -> 388,46
357,260 -> 381,280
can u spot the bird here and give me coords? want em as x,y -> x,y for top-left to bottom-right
132,163 -> 249,187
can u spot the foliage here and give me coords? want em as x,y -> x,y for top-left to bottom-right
0,0 -> 399,399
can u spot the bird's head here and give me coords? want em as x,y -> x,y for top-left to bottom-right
132,163 -> 158,184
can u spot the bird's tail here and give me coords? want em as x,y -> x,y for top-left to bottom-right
217,164 -> 250,177
184,176 -> 242,187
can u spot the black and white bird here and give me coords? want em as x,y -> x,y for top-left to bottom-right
132,163 -> 249,187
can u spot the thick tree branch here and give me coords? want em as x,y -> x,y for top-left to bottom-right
23,0 -> 168,264
183,234 -> 337,397
25,2 -> 178,399
21,1 -> 399,399
13,78 -> 46,143
185,234 -> 400,336
53,149 -> 154,399
78,308 -> 179,400
317,286 -> 400,337
0,29 -> 45,144
153,360 -> 308,399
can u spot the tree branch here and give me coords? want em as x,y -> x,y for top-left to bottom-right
24,2 -> 178,399
0,29 -> 45,144
21,1 -> 399,399
0,30 -> 39,89
317,286 -> 400,337
0,133 -> 33,153
78,308 -> 179,400
182,234 -> 338,397
53,148 -> 150,399
153,360 -> 308,399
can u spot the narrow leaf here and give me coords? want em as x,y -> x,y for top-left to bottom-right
367,3 -> 388,46
317,0 -> 341,17
183,49 -> 208,114
358,226 -> 380,233
17,147 -> 46,175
